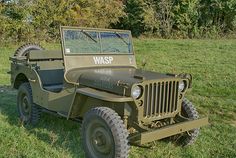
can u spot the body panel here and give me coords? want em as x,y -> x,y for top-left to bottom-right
11,62 -> 75,113
63,55 -> 137,73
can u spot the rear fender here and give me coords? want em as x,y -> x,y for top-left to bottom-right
12,65 -> 49,106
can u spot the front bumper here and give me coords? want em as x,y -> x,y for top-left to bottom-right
129,117 -> 208,145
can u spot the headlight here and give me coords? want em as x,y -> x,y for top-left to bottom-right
179,81 -> 185,92
131,85 -> 142,99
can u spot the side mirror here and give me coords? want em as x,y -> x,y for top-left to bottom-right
141,59 -> 147,69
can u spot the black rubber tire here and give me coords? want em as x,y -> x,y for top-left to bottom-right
82,107 -> 129,158
14,43 -> 44,57
17,82 -> 41,125
178,98 -> 200,146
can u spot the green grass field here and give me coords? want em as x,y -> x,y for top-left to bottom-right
0,39 -> 236,158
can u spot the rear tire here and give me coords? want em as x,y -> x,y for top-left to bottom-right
14,43 -> 44,57
17,82 -> 41,125
82,107 -> 129,158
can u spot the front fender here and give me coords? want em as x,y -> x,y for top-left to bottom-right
77,87 -> 133,102
66,87 -> 134,119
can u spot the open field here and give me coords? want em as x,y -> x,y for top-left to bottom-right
0,39 -> 236,158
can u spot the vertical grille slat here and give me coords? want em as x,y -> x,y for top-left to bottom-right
162,82 -> 166,114
170,81 -> 175,112
166,81 -> 169,113
143,80 -> 179,118
168,81 -> 173,112
152,83 -> 157,115
158,83 -> 161,115
150,84 -> 153,116
146,84 -> 150,116
174,82 -> 179,111
144,85 -> 148,116
149,84 -> 152,116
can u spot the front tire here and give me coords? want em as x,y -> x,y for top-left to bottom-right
82,107 -> 129,158
17,82 -> 41,125
177,98 -> 200,146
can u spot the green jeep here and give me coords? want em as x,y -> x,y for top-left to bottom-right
9,26 -> 208,158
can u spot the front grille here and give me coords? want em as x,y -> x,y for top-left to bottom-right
143,80 -> 179,117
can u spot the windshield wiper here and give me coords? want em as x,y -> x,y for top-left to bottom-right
115,32 -> 129,45
81,30 -> 98,43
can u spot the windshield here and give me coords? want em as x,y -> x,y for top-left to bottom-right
62,28 -> 133,54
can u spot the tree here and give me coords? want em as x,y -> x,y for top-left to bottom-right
172,0 -> 200,38
76,0 -> 125,28
198,0 -> 236,36
115,0 -> 146,37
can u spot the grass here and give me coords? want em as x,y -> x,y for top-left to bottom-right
0,39 -> 236,157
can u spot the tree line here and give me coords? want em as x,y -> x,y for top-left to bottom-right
0,0 -> 236,44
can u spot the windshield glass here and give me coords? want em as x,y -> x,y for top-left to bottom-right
63,28 -> 133,54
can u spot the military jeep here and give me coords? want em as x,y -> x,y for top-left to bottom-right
9,26 -> 208,158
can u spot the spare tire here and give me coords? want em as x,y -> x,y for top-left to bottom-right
14,43 -> 44,57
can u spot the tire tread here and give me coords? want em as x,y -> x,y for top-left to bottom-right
14,43 -> 44,57
82,107 -> 129,158
181,98 -> 200,146
18,82 -> 41,125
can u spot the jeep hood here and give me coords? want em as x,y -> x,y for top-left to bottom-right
65,67 -> 175,96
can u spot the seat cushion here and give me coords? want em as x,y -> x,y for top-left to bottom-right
43,84 -> 63,92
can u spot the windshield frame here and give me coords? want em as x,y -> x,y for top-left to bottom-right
60,26 -> 134,56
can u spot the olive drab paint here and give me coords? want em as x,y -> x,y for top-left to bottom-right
9,26 -> 208,157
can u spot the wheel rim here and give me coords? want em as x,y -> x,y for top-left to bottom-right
19,92 -> 31,121
85,118 -> 115,157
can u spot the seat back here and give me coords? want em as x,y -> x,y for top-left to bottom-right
28,50 -> 64,86
37,69 -> 64,86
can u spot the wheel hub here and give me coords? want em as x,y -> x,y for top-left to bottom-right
19,93 -> 31,121
22,96 -> 30,113
91,127 -> 112,154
